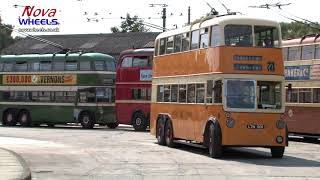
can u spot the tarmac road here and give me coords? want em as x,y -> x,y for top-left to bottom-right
0,125 -> 319,180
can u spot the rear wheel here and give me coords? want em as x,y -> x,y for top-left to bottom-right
106,122 -> 119,129
165,120 -> 175,147
156,119 -> 165,145
47,123 -> 55,128
80,112 -> 95,129
208,123 -> 222,158
3,109 -> 17,126
18,110 -> 31,127
271,146 -> 285,158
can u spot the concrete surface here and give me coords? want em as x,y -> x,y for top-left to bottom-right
0,125 -> 319,180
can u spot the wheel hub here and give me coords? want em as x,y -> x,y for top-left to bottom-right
83,116 -> 90,124
7,114 -> 13,122
135,118 -> 142,126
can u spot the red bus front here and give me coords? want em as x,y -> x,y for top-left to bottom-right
115,48 -> 154,131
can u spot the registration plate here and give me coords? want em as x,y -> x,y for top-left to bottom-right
247,124 -> 264,129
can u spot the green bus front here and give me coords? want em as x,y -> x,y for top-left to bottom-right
0,53 -> 117,128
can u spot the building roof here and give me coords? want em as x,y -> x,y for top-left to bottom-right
1,32 -> 159,58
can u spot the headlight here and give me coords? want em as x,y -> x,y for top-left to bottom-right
226,118 -> 235,128
276,136 -> 283,144
276,119 -> 285,129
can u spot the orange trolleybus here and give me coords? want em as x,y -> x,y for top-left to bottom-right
150,15 -> 287,158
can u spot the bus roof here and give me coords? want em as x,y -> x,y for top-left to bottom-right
282,35 -> 320,47
156,15 -> 279,40
119,48 -> 154,57
0,52 -> 115,62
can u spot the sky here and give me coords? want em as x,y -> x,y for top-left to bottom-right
0,0 -> 319,36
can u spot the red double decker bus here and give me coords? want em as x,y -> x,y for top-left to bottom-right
115,48 -> 154,131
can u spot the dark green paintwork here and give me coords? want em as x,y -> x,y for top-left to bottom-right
0,104 -> 115,124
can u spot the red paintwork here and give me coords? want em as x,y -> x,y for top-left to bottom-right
115,49 -> 153,125
284,106 -> 320,135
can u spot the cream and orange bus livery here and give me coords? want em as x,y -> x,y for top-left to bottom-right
150,15 -> 288,158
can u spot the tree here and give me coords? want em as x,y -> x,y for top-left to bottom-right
0,18 -> 15,53
280,21 -> 320,39
111,14 -> 149,33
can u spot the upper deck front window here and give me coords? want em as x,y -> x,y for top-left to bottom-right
225,25 -> 252,47
254,26 -> 279,48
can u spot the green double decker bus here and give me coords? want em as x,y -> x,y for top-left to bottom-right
0,53 -> 118,129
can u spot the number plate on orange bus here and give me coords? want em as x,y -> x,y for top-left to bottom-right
247,124 -> 264,129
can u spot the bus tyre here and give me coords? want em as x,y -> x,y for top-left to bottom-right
47,123 -> 55,128
18,110 -> 31,127
156,119 -> 165,145
165,120 -> 175,147
208,123 -> 222,158
271,146 -> 285,158
132,112 -> 147,131
80,112 -> 95,129
106,122 -> 119,129
3,109 -> 17,126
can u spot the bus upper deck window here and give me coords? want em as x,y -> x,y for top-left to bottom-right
66,61 -> 78,71
3,62 -> 13,72
166,36 -> 174,54
132,57 -> 148,67
0,63 -> 3,71
29,62 -> 40,71
174,34 -> 182,53
254,26 -> 279,48
191,30 -> 200,50
105,60 -> 115,71
121,57 -> 132,68
94,61 -> 105,71
224,25 -> 252,47
200,28 -> 209,48
15,61 -> 28,72
211,26 -> 220,47
182,33 -> 190,51
159,38 -> 166,55
53,61 -> 64,71
80,61 -> 91,71
40,61 -> 52,71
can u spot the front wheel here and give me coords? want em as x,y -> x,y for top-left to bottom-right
271,146 -> 285,158
132,113 -> 148,131
80,112 -> 95,129
156,119 -> 165,145
106,122 -> 119,129
208,123 -> 223,158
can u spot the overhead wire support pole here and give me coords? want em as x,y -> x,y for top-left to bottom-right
149,3 -> 168,32
188,6 -> 191,25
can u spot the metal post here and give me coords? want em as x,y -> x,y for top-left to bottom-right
188,6 -> 191,25
162,7 -> 166,32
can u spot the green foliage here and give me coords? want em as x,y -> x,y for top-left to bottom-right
280,21 -> 320,39
0,21 -> 15,53
110,14 -> 149,33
